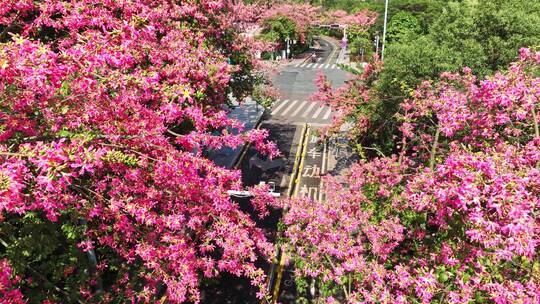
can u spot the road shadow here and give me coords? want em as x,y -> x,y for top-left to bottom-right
201,122 -> 297,304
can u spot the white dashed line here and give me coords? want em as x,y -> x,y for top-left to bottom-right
302,102 -> 317,117
271,99 -> 289,115
281,100 -> 299,116
291,101 -> 308,117
312,106 -> 324,119
322,108 -> 332,120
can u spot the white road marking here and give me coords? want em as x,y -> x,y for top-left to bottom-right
312,106 -> 324,119
322,108 -> 332,120
326,40 -> 339,64
324,64 -> 330,69
331,64 -> 336,69
302,102 -> 317,117
271,99 -> 289,115
318,140 -> 328,201
280,175 -> 288,187
306,63 -> 313,68
281,100 -> 299,116
291,100 -> 307,117
321,139 -> 327,174
292,122 -> 329,127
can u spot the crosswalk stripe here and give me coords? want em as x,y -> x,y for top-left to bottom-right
306,63 -> 313,68
302,102 -> 317,117
331,64 -> 336,69
280,100 -> 299,116
324,64 -> 330,69
291,100 -> 307,117
312,106 -> 324,119
300,62 -> 307,67
294,63 -> 300,67
271,99 -> 289,115
322,108 -> 332,120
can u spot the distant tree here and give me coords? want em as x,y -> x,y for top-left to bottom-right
386,12 -> 421,43
259,16 -> 299,47
357,0 -> 540,154
474,0 -> 540,71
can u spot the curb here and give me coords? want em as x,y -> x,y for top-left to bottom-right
232,107 -> 266,169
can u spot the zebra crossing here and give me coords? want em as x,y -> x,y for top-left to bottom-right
270,99 -> 333,122
292,62 -> 340,70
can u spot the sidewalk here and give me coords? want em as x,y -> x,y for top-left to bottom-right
206,98 -> 265,169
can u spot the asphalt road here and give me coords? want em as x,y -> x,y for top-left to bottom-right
270,38 -> 350,126
202,37 -> 352,304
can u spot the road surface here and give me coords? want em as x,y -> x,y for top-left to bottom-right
202,36 -> 353,304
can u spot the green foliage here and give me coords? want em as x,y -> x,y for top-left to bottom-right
251,85 -> 277,109
474,0 -> 540,71
259,16 -> 298,45
386,11 -> 421,43
358,0 -> 540,155
0,212 -> 91,303
348,0 -> 446,35
348,31 -> 373,61
103,150 -> 139,167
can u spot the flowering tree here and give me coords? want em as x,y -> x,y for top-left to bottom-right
337,9 -> 378,28
318,8 -> 378,29
256,2 -> 319,49
312,60 -> 382,148
0,0 -> 279,303
283,50 -> 540,303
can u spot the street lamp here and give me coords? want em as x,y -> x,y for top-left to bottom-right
285,36 -> 291,59
381,0 -> 389,61
374,35 -> 380,57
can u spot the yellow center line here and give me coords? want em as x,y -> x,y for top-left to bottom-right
266,123 -> 310,304
324,37 -> 339,65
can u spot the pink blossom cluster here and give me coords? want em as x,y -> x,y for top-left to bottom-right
0,259 -> 25,304
284,50 -> 540,303
321,9 -> 378,29
259,2 -> 319,44
312,60 -> 382,140
0,0 -> 279,302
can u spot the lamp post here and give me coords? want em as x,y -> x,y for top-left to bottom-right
374,35 -> 380,57
285,36 -> 291,59
381,0 -> 389,61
